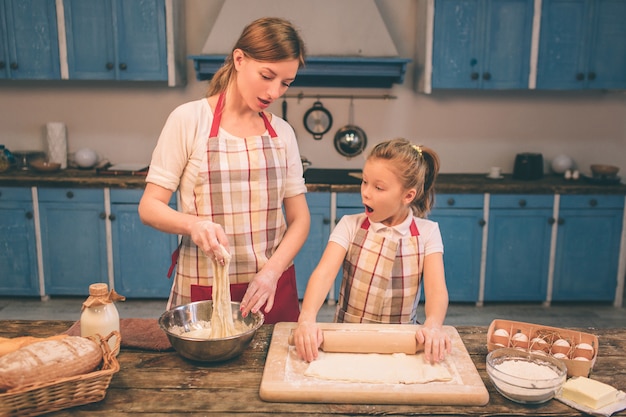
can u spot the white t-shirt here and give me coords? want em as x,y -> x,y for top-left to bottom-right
145,98 -> 306,215
330,211 -> 444,255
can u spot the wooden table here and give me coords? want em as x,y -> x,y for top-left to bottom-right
2,321 -> 625,416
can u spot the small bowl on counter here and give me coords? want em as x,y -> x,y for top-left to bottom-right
590,164 -> 619,178
486,348 -> 567,404
159,300 -> 264,362
29,159 -> 62,172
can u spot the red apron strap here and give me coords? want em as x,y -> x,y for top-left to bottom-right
167,242 -> 182,278
209,92 -> 226,138
410,219 -> 420,237
259,112 -> 278,138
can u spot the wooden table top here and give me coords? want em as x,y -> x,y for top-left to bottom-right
1,321 -> 624,416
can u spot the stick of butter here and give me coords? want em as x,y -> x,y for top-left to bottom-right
561,376 -> 619,410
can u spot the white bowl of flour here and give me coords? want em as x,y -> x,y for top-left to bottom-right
486,348 -> 567,404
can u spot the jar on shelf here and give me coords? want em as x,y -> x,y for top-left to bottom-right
80,283 -> 125,355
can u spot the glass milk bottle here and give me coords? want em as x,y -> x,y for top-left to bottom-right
80,283 -> 125,356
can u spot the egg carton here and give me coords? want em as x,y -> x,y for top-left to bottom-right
487,319 -> 598,377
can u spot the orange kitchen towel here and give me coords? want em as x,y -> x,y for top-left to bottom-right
65,318 -> 173,351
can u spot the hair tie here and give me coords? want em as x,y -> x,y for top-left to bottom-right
412,144 -> 423,158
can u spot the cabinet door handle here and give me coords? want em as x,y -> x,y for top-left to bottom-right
470,72 -> 479,80
10,62 -> 18,70
106,62 -> 114,70
99,212 -> 106,220
109,214 -> 116,221
66,191 -> 74,199
478,219 -> 486,227
589,199 -> 598,207
0,61 -> 5,69
26,211 -> 33,219
482,72 -> 491,80
557,217 -> 565,225
588,72 -> 596,81
518,199 -> 527,207
323,218 -> 330,225
576,72 -> 585,81
548,217 -> 555,225
447,198 -> 455,206
119,63 -> 127,70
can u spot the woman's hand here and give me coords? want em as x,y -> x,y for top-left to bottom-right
189,220 -> 229,264
416,325 -> 452,364
239,269 -> 279,318
293,321 -> 323,362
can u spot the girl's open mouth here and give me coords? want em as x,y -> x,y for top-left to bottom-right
365,205 -> 374,213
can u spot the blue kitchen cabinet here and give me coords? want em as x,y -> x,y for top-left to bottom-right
110,189 -> 177,298
38,188 -> 108,295
484,195 -> 553,301
429,194 -> 484,302
431,0 -> 534,89
0,0 -> 60,79
537,0 -> 626,90
294,192 -> 331,298
552,195 -> 624,301
0,187 -> 39,295
63,0 -> 167,81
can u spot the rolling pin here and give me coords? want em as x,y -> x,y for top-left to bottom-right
288,329 -> 424,354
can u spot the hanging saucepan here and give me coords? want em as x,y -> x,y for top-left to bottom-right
303,100 -> 333,140
334,98 -> 367,158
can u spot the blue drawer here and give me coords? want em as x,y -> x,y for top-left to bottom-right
560,195 -> 625,210
0,186 -> 33,201
38,188 -> 104,203
490,194 -> 554,209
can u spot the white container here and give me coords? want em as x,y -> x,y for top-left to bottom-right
46,122 -> 68,169
81,283 -> 120,355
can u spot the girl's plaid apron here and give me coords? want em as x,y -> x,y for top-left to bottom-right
336,217 -> 423,324
167,92 -> 300,322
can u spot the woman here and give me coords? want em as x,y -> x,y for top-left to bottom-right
139,17 -> 310,324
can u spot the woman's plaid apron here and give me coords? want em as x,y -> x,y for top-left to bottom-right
336,217 -> 423,324
167,92 -> 298,320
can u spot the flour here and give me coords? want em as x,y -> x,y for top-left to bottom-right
494,359 -> 560,382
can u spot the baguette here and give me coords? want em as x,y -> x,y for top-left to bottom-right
0,336 -> 102,391
0,334 -> 68,357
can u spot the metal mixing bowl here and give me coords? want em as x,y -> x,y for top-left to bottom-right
159,300 -> 264,362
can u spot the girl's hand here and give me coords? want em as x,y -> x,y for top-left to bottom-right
293,321 -> 323,362
416,325 -> 452,364
190,220 -> 229,264
239,269 -> 279,318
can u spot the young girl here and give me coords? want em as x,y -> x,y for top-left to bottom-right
293,138 -> 451,363
138,17 -> 310,324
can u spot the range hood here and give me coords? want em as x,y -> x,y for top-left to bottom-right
190,0 -> 410,88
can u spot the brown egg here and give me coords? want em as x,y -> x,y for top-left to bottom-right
492,328 -> 510,346
551,338 -> 571,355
511,332 -> 529,349
573,342 -> 594,360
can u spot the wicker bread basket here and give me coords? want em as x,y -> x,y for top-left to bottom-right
0,331 -> 120,417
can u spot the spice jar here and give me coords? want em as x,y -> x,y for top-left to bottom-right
80,283 -> 125,355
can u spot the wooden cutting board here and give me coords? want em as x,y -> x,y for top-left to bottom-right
260,322 -> 489,405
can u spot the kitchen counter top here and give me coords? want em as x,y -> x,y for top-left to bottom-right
303,169 -> 626,194
1,168 -> 625,194
1,320 -> 625,416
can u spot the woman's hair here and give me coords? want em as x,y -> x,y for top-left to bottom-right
207,17 -> 306,96
367,138 -> 440,217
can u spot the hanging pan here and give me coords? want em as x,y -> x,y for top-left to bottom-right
303,100 -> 333,140
334,98 -> 367,158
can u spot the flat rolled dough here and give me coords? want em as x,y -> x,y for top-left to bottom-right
304,351 -> 453,384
